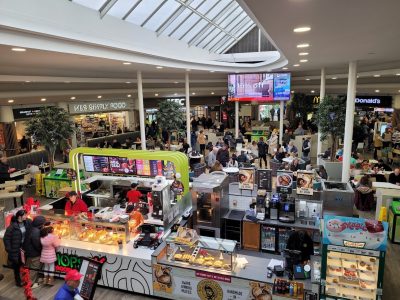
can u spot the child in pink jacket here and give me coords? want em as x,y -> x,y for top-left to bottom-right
40,226 -> 60,285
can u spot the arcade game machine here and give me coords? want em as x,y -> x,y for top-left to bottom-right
320,216 -> 387,300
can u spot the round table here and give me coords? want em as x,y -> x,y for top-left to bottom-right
223,167 -> 239,182
189,154 -> 203,170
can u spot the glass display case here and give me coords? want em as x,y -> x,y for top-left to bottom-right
41,212 -> 130,245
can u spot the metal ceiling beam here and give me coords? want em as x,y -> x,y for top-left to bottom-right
141,0 -> 168,27
187,0 -> 236,45
213,17 -> 251,53
122,0 -> 143,21
156,0 -> 194,36
99,0 -> 119,19
178,0 -> 221,40
168,0 -> 206,37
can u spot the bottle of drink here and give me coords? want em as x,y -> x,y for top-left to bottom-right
293,282 -> 298,296
289,283 -> 294,296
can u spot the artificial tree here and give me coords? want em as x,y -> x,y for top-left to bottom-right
315,95 -> 347,161
156,100 -> 185,145
25,106 -> 74,168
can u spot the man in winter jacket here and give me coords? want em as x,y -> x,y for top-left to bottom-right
24,215 -> 46,288
216,144 -> 230,167
54,269 -> 83,300
257,137 -> 268,168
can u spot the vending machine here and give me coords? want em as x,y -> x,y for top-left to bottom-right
320,216 -> 387,300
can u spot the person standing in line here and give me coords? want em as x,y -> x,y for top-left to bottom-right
24,215 -> 47,289
373,130 -> 383,159
40,226 -> 60,285
216,144 -> 230,167
197,130 -> 207,155
54,269 -> 83,300
3,209 -> 32,286
269,107 -> 275,121
257,137 -> 267,168
207,147 -> 217,169
302,136 -> 311,160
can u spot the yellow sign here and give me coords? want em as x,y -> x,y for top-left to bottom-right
197,279 -> 223,300
153,264 -> 173,294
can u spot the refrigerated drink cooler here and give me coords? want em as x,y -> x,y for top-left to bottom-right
320,216 -> 387,300
191,172 -> 229,238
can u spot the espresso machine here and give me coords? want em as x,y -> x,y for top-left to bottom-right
151,177 -> 169,220
270,194 -> 280,220
278,195 -> 296,223
256,190 -> 266,220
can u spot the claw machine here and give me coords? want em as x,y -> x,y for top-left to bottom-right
320,216 -> 387,300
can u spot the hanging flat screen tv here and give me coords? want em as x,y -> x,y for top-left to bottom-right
228,73 -> 291,102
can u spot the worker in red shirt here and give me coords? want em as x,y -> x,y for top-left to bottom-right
126,183 -> 142,205
65,191 -> 88,215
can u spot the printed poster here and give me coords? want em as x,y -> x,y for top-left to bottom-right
276,170 -> 293,194
238,168 -> 255,190
296,170 -> 314,195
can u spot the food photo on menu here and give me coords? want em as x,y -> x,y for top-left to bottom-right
296,171 -> 314,195
238,168 -> 255,190
109,157 -> 136,174
276,170 -> 293,194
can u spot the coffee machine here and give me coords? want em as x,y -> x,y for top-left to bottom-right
278,195 -> 296,223
151,177 -> 169,220
270,194 -> 280,220
256,190 -> 266,220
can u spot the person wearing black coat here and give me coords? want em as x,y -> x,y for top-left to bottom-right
24,215 -> 47,287
3,210 -> 32,286
216,144 -> 230,167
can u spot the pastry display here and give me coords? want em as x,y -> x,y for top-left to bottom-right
195,257 -> 205,265
203,260 -> 213,267
213,260 -> 223,268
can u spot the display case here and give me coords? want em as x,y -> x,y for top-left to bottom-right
160,228 -> 237,274
44,169 -> 85,199
388,202 -> 400,244
41,212 -> 131,245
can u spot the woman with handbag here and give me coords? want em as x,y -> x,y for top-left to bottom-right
3,209 -> 32,286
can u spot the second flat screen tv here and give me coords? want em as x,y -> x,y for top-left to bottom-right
228,73 -> 291,102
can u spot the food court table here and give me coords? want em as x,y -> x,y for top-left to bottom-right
0,191 -> 24,208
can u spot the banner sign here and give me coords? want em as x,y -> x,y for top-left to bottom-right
69,100 -> 133,114
276,170 -> 293,194
296,171 -> 314,196
13,107 -> 46,120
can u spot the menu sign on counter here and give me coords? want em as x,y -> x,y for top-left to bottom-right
238,168 -> 255,190
296,171 -> 314,196
256,169 -> 272,191
83,155 -> 110,173
276,170 -> 293,194
78,258 -> 104,300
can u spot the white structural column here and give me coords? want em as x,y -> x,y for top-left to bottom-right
137,71 -> 146,150
279,101 -> 284,144
235,101 -> 239,138
185,72 -> 191,145
317,67 -> 326,155
341,62 -> 357,182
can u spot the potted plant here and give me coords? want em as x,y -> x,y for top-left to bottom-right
315,95 -> 347,161
25,106 -> 74,168
156,100 -> 185,146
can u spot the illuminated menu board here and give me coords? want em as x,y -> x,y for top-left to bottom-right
150,160 -> 164,177
83,156 -> 110,173
109,157 -> 136,175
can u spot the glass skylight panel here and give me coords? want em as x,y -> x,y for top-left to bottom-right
235,18 -> 254,38
192,25 -> 215,46
197,27 -> 221,48
224,12 -> 247,33
143,0 -> 181,31
204,31 -> 225,50
162,8 -> 192,36
204,0 -> 231,19
125,0 -> 164,25
189,0 -> 206,9
218,7 -> 242,29
180,19 -> 208,42
214,3 -> 239,23
170,14 -> 201,39
215,37 -> 235,53
107,0 -> 141,19
73,0 -> 107,10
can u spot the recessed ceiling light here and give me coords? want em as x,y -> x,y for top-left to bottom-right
357,75 -> 360,78
155,93 -> 159,96
398,90 -> 400,93
8,99 -> 14,103
126,81 -> 131,84
174,93 -> 178,96
97,95 -> 102,99
156,66 -> 163,69
396,73 -> 400,76
11,47 -> 26,52
192,92 -> 196,95
41,98 -> 46,101
291,91 -> 295,94
300,59 -> 308,63
211,92 -> 215,95
25,80 -> 31,83
373,74 -> 381,78
127,94 -> 131,97
375,89 -> 380,93
186,68 -> 191,72
332,77 -> 337,80
297,43 -> 310,48
306,78 -> 310,81
293,26 -> 311,33
70,96 -> 76,100
282,67 -> 288,70
293,64 -> 300,67
299,52 -> 309,56
209,71 -> 215,73
174,81 -> 179,84
311,90 -> 315,93
123,62 -> 131,65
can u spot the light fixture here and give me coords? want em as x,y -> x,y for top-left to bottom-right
64,81 -> 71,84
373,74 -> 381,78
155,93 -> 159,96
174,81 -> 179,84
398,90 -> 400,93
156,66 -> 163,69
127,94 -> 131,97
332,77 -> 337,80
11,47 -> 26,52
375,89 -> 380,93
299,52 -> 309,56
97,95 -> 102,99
70,96 -> 76,100
293,26 -> 311,33
293,64 -> 300,67
174,93 -> 178,96
41,98 -> 46,102
123,62 -> 131,65
192,92 -> 196,95
396,73 -> 400,76
126,81 -> 131,84
211,92 -> 215,95
25,81 -> 31,83
300,59 -> 308,63
209,70 -> 215,73
291,91 -> 295,94
297,43 -> 310,48
311,90 -> 315,93
186,68 -> 191,72
8,99 -> 14,103
282,67 -> 288,70
306,78 -> 310,81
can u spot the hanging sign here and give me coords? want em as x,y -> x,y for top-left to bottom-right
69,100 -> 133,114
